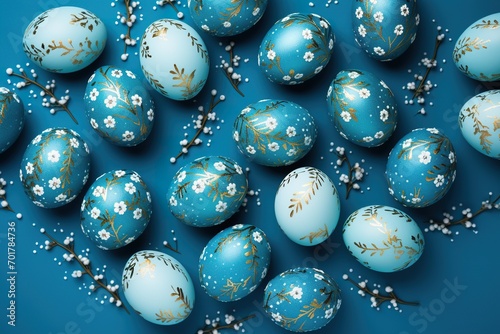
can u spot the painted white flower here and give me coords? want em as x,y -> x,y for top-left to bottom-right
246,145 -> 256,155
314,66 -> 324,74
434,174 -> 445,187
290,286 -> 303,300
133,208 -> 142,220
215,201 -> 227,212
261,267 -> 268,279
124,182 -> 136,194
412,197 -> 421,204
87,73 -> 95,83
32,134 -> 42,144
394,24 -> 404,36
55,193 -> 67,202
169,196 -> 177,206
374,131 -> 384,139
287,148 -> 297,157
114,201 -> 127,215
227,183 -> 237,196
90,207 -> 101,219
125,237 -> 135,244
115,170 -> 126,178
111,69 -> 123,78
286,126 -> 296,137
427,127 -> 439,134
33,185 -> 44,196
294,73 -> 304,80
380,80 -> 389,89
235,164 -> 243,174
320,20 -> 329,29
69,137 -> 80,148
146,191 -> 151,203
55,129 -> 67,136
349,71 -> 360,79
329,38 -> 334,50
302,28 -> 313,40
303,51 -> 314,62
359,88 -> 371,99
201,24 -> 210,31
122,131 -> 135,142
25,162 -> 34,175
304,136 -> 312,146
415,14 -> 420,26
47,150 -> 60,163
104,95 -> 117,109
363,136 -> 374,142
192,179 -> 206,194
358,24 -> 367,38
380,109 -> 389,122
402,139 -> 412,149
93,186 -> 106,198
126,70 -> 136,79
90,118 -> 98,129
131,94 -> 142,107
252,7 -> 260,16
340,111 -> 352,122
325,308 -> 334,319
147,109 -> 154,121
283,75 -> 291,81
89,88 -> 99,101
268,142 -> 280,152
272,312 -> 282,322
253,231 -> 263,243
388,187 -> 394,196
233,131 -> 239,141
448,152 -> 455,164
281,16 -> 290,22
267,49 -> 276,60
48,177 -> 61,190
355,7 -> 363,19
177,171 -> 187,183
374,11 -> 384,22
265,117 -> 278,130
314,273 -> 324,281
418,150 -> 432,164
214,162 -> 226,171
130,173 -> 140,183
373,46 -> 385,56
223,21 -> 231,28
327,85 -> 333,97
98,229 -> 111,241
103,116 -> 116,128
401,4 -> 410,16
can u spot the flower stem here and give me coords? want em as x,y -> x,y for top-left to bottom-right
196,314 -> 256,333
412,35 -> 444,100
222,46 -> 244,97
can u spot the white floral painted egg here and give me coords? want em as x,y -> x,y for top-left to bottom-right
84,65 -> 155,146
326,69 -> 398,147
343,205 -> 424,273
386,128 -> 457,208
453,13 -> 500,81
263,267 -> 342,332
258,13 -> 335,85
23,6 -> 107,73
140,19 -> 209,100
19,128 -> 90,208
459,90 -> 500,159
0,88 -> 25,154
188,0 -> 268,37
275,167 -> 340,246
233,99 -> 317,166
80,170 -> 152,250
167,156 -> 247,227
353,0 -> 419,61
122,250 -> 195,325
199,224 -> 271,302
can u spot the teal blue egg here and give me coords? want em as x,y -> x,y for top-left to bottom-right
0,88 -> 25,154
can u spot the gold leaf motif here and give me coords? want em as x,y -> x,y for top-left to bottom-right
287,168 -> 324,218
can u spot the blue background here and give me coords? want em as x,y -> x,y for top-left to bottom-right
1,1 -> 499,333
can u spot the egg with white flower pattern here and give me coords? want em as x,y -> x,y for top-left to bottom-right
19,128 -> 90,208
258,12 -> 335,85
199,224 -> 271,301
0,87 -> 25,154
386,128 -> 457,208
167,156 -> 247,227
326,69 -> 397,147
263,267 -> 342,332
80,170 -> 152,250
84,66 -> 155,147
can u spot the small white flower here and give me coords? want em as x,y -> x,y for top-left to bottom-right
261,267 -> 268,279
265,117 -> 278,130
349,71 -> 360,79
47,150 -> 60,163
448,152 -> 455,163
358,24 -> 367,38
304,136 -> 312,146
104,116 -> 116,128
233,131 -> 239,142
267,49 -> 276,60
418,150 -> 432,164
48,177 -> 61,190
223,21 -> 231,28
124,182 -> 136,194
327,85 -> 333,97
434,175 -> 445,187
402,139 -> 412,149
33,185 -> 44,196
69,137 -> 80,148
394,24 -> 404,36
227,183 -> 237,196
283,75 -> 291,81
290,286 -> 303,300
314,66 -> 323,74
130,173 -> 140,182
89,88 -> 99,101
355,7 -> 363,19
246,145 -> 256,155
272,312 -> 282,322
253,231 -> 263,243
90,207 -> 101,219
122,131 -> 135,142
294,73 -> 303,80
201,24 -> 210,31
55,129 -> 66,136
133,208 -> 142,220
25,162 -> 34,175
252,7 -> 260,16
215,201 -> 227,212
340,111 -> 352,122
214,162 -> 226,171
90,118 -> 98,129
268,142 -> 280,152
192,179 -> 206,194
98,229 -> 111,241
287,148 -> 297,157
380,109 -> 389,122
125,237 -> 135,244
147,109 -> 154,121
412,197 -> 421,204
111,69 -> 123,78
320,20 -> 329,29
314,273 -> 324,281
363,136 -> 374,142
302,28 -> 313,40
286,126 -> 296,137
104,95 -> 117,109
234,164 -> 243,174
329,38 -> 334,50
415,14 -> 420,26
115,170 -> 126,178
93,186 -> 106,197
374,131 -> 384,139
303,51 -> 314,62
325,308 -> 334,319
373,46 -> 385,56
169,196 -> 177,206
126,70 -> 136,79
401,4 -> 410,16
388,187 -> 394,196
32,134 -> 42,145
374,11 -> 384,22
131,94 -> 142,107
114,201 -> 127,215
177,171 -> 187,183
427,127 -> 439,134
55,193 -> 67,202
87,73 -> 95,83
359,88 -> 371,99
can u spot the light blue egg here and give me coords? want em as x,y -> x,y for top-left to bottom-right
140,19 -> 209,100
122,250 -> 195,325
167,156 -> 247,227
233,99 -> 317,166
199,224 -> 271,301
0,88 -> 25,154
19,128 -> 91,208
353,0 -> 419,61
263,267 -> 342,332
326,69 -> 397,147
258,13 -> 335,85
386,128 -> 457,208
23,6 -> 107,73
453,13 -> 500,81
343,205 -> 424,273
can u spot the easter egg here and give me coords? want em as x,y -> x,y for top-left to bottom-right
23,6 -> 107,73
140,19 -> 209,100
84,65 -> 155,146
167,156 -> 247,227
199,224 -> 271,301
263,267 -> 342,332
275,167 -> 340,246
122,250 -> 195,325
80,170 -> 152,250
0,88 -> 25,154
453,13 -> 500,81
188,0 -> 268,37
343,205 -> 425,272
386,128 -> 457,208
233,99 -> 317,166
353,0 -> 419,61
19,128 -> 90,208
326,69 -> 398,147
258,13 -> 335,85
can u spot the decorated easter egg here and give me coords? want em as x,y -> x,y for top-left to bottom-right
199,224 -> 271,301
353,0 -> 419,61
23,6 -> 107,73
343,205 -> 424,272
122,250 -> 195,325
263,267 -> 342,332
326,69 -> 397,147
140,19 -> 209,100
275,167 -> 340,246
258,13 -> 335,85
386,128 -> 457,208
188,0 -> 268,36
459,90 -> 500,159
453,13 -> 500,81
80,170 -> 152,250
84,66 -> 155,146
167,156 -> 247,227
233,99 -> 317,166
19,128 -> 90,208
0,88 -> 25,154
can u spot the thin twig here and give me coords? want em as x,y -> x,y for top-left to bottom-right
196,314 -> 256,333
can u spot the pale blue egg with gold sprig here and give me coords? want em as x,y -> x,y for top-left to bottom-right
0,88 -> 25,154
199,224 -> 271,302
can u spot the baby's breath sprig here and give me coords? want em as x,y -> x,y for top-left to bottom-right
163,229 -> 180,254
334,146 -> 365,199
155,0 -> 184,19
5,65 -> 77,124
220,42 -> 245,96
196,312 -> 256,334
0,177 -> 14,212
40,228 -> 129,313
117,0 -> 139,61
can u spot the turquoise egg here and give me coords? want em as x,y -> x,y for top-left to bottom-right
263,267 -> 342,332
353,0 -> 419,61
453,13 -> 500,81
326,69 -> 398,147
343,205 -> 425,273
84,66 -> 155,147
122,250 -> 195,325
80,170 -> 152,250
258,13 -> 335,85
167,156 -> 248,227
233,99 -> 317,166
199,224 -> 271,301
386,128 -> 457,208
19,128 -> 91,208
23,6 -> 107,73
0,88 -> 25,154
